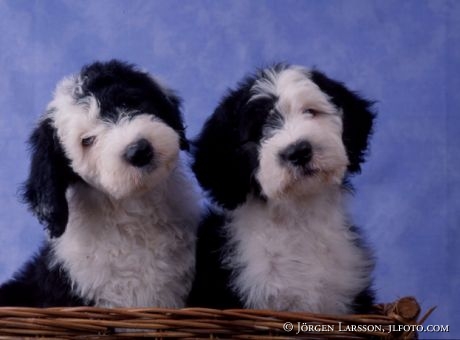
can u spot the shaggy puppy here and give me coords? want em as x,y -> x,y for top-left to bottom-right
188,64 -> 376,314
0,60 -> 200,307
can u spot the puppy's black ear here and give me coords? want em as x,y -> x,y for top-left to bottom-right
22,117 -> 76,238
310,70 -> 376,174
193,86 -> 260,210
165,92 -> 189,151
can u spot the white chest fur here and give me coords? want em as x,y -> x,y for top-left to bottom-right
50,167 -> 200,308
226,188 -> 373,313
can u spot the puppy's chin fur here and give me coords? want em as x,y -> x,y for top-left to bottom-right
260,166 -> 348,201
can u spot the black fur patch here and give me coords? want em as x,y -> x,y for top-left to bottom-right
192,73 -> 274,209
262,108 -> 285,140
78,60 -> 188,150
22,118 -> 78,238
187,208 -> 241,308
0,245 -> 87,307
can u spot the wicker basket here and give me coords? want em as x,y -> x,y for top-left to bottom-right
0,296 -> 434,339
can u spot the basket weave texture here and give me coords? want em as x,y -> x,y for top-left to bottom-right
0,296 -> 433,339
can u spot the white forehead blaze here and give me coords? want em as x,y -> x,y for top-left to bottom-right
46,75 -> 180,199
252,67 -> 339,119
252,67 -> 349,199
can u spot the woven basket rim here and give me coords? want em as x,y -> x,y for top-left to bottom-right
0,296 -> 435,339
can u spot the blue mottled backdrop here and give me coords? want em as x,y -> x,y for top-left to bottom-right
0,0 -> 458,338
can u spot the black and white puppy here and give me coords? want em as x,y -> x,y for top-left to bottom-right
0,60 -> 200,307
188,64 -> 376,314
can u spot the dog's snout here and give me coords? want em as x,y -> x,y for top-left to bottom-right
279,140 -> 312,167
124,138 -> 154,168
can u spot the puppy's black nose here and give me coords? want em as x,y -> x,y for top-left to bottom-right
124,138 -> 154,168
279,140 -> 312,167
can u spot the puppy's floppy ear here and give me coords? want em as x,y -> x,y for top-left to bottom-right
164,91 -> 189,151
192,86 -> 259,210
22,117 -> 76,238
310,70 -> 376,174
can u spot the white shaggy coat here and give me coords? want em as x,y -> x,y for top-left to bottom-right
225,190 -> 373,313
51,159 -> 200,307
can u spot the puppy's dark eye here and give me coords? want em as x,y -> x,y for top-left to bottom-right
81,136 -> 96,147
303,108 -> 322,116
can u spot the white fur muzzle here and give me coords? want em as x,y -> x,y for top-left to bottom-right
253,67 -> 348,199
